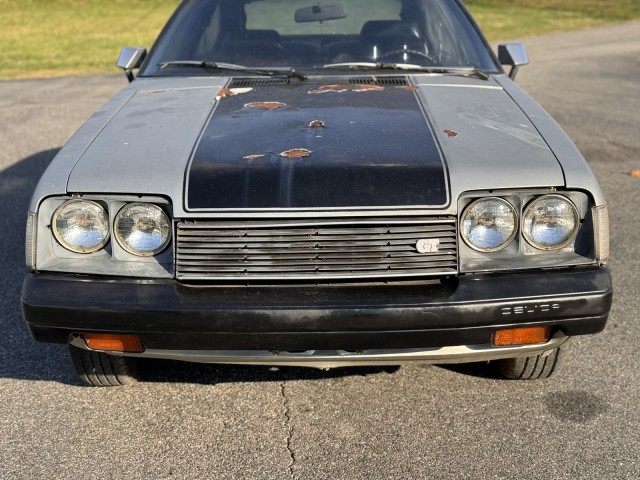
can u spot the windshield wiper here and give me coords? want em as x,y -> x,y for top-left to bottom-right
321,62 -> 489,80
159,60 -> 307,80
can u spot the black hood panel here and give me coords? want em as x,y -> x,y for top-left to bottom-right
186,81 -> 448,210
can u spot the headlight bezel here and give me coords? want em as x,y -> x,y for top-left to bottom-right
458,190 -> 596,274
34,195 -> 174,279
51,199 -> 110,254
522,194 -> 580,251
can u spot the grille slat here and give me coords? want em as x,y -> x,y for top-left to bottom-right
179,217 -> 454,229
178,231 -> 454,242
178,254 -> 456,267
178,263 -> 457,273
177,248 -> 456,261
176,216 -> 458,283
178,238 -> 455,247
178,225 -> 449,236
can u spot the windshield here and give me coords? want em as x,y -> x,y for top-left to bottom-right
141,0 -> 499,76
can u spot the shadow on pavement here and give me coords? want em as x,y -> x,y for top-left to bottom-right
0,148 -> 81,384
438,362 -> 502,380
139,359 -> 401,385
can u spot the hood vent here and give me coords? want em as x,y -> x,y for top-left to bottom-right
348,76 -> 408,86
229,76 -> 408,88
229,78 -> 290,87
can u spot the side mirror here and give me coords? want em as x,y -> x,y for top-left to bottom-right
117,47 -> 147,83
498,43 -> 528,81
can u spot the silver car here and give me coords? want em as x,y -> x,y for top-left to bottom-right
22,0 -> 612,386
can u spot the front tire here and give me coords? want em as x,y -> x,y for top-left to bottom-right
498,347 -> 562,380
69,345 -> 139,386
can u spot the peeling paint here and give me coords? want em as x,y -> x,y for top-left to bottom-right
443,129 -> 458,138
402,85 -> 418,92
280,148 -> 311,158
244,101 -> 286,110
216,87 -> 253,100
244,154 -> 266,160
308,84 -> 385,94
308,120 -> 325,128
460,113 -> 548,149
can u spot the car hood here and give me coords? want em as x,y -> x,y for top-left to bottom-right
66,75 -> 565,216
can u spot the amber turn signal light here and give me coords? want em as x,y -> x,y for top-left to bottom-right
492,326 -> 552,347
83,333 -> 144,353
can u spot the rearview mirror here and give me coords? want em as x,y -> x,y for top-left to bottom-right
117,47 -> 147,83
295,4 -> 347,23
498,43 -> 528,81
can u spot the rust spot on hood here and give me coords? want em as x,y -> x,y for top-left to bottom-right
308,84 -> 385,94
402,85 -> 418,92
308,120 -> 326,128
244,154 -> 266,160
443,129 -> 458,138
143,90 -> 165,96
244,101 -> 286,110
280,148 -> 311,158
216,87 -> 253,100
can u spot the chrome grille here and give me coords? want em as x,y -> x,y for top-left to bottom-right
176,216 -> 457,282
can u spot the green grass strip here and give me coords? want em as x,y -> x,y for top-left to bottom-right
1,0 -> 638,80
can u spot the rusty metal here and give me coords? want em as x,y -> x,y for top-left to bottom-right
308,84 -> 385,94
403,85 -> 418,92
629,170 -> 640,177
244,102 -> 286,110
244,154 -> 266,160
280,148 -> 311,158
308,120 -> 325,128
216,87 -> 253,100
443,129 -> 458,138
143,90 -> 165,96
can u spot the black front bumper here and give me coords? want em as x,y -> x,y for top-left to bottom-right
22,267 -> 612,351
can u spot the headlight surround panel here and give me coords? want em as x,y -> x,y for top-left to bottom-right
34,195 -> 173,278
458,190 -> 596,273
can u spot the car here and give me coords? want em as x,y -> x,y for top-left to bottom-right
21,0 -> 612,386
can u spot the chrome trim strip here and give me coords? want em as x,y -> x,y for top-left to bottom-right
72,336 -> 569,369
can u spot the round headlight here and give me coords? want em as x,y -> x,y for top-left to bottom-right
52,200 -> 109,253
114,203 -> 171,256
461,197 -> 517,252
523,195 -> 579,250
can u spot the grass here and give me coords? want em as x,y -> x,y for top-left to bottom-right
0,0 -> 638,80
466,0 -> 640,40
0,0 -> 180,79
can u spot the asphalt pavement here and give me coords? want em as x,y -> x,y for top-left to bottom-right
1,21 -> 639,479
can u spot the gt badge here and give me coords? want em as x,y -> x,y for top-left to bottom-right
416,238 -> 439,254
